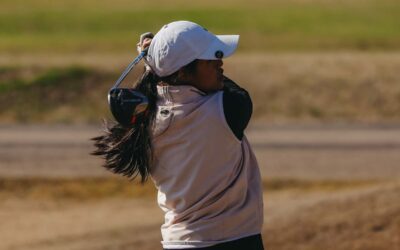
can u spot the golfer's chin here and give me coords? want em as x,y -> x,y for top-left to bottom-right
197,77 -> 224,93
215,76 -> 224,89
210,80 -> 224,93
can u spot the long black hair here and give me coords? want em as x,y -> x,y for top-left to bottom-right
91,60 -> 198,183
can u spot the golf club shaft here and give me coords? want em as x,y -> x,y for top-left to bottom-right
112,48 -> 148,89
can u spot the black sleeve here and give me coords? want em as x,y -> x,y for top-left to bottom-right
222,76 -> 253,141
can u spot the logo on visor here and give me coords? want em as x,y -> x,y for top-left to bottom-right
215,50 -> 224,59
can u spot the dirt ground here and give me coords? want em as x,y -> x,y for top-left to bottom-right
1,124 -> 400,180
0,124 -> 399,250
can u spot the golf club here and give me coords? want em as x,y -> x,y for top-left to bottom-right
108,32 -> 153,126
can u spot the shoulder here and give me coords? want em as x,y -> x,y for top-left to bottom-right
222,77 -> 253,140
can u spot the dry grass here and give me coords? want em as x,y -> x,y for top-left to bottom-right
226,52 -> 400,123
264,178 -> 378,192
0,177 -> 157,201
1,52 -> 400,123
0,177 -> 398,250
0,177 -> 380,202
263,182 -> 400,250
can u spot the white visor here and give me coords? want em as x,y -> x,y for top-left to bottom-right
146,21 -> 239,77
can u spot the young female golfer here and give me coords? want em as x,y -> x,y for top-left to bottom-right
93,20 -> 264,250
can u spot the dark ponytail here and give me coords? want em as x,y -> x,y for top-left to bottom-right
91,59 -> 199,183
91,70 -> 159,183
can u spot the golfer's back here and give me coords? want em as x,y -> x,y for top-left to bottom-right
150,84 -> 263,249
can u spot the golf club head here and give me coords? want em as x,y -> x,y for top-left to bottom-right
107,31 -> 153,126
108,88 -> 149,126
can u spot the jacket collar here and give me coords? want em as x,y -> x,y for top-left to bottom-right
156,84 -> 207,104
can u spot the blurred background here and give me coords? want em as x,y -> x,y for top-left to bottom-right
0,0 -> 399,249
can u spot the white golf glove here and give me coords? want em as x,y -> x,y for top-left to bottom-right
137,32 -> 154,71
137,32 -> 154,54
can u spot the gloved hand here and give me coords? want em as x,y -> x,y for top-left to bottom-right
137,32 -> 154,71
137,32 -> 154,54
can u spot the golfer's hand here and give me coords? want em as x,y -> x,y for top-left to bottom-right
137,32 -> 154,54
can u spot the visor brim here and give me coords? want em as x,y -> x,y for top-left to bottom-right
197,35 -> 239,60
